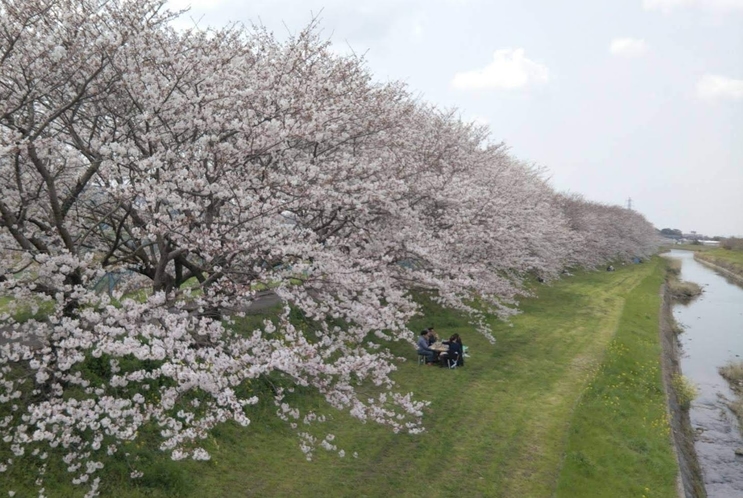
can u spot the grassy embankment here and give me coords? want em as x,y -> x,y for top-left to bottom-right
2,260 -> 679,497
556,260 -> 682,498
663,244 -> 713,253
694,248 -> 743,280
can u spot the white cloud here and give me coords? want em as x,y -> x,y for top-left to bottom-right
451,49 -> 549,90
643,0 -> 743,12
609,38 -> 648,57
697,74 -> 743,101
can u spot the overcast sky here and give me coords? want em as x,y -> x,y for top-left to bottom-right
168,0 -> 742,236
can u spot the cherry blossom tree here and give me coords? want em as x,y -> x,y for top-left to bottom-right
557,193 -> 660,268
0,0 -> 660,494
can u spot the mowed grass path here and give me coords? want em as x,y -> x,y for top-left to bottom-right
556,261 -> 677,498
14,260 -> 676,497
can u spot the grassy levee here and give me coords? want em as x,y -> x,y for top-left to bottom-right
2,260 -> 679,497
555,260 -> 678,498
664,244 -> 712,252
694,248 -> 743,280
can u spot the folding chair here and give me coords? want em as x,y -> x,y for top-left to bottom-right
446,351 -> 461,369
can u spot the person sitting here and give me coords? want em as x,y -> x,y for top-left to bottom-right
427,326 -> 439,346
417,330 -> 435,364
442,333 -> 464,367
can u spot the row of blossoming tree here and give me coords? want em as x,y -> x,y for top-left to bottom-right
0,0 -> 660,494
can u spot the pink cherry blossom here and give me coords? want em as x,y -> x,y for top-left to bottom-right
0,0 -> 659,494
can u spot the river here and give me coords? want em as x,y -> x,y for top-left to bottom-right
666,249 -> 743,497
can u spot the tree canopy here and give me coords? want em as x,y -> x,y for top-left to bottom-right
0,0 -> 660,494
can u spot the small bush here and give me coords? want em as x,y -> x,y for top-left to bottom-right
728,399 -> 743,427
671,321 -> 684,335
671,374 -> 698,409
719,361 -> 743,430
665,259 -> 681,276
664,258 -> 702,301
667,279 -> 702,301
720,361 -> 743,388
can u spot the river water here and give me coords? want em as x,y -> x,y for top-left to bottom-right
666,249 -> 743,497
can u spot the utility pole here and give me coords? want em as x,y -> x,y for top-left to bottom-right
626,197 -> 633,210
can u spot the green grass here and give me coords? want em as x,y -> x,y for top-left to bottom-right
663,243 -> 714,252
694,248 -> 743,278
0,295 -> 54,322
555,260 -> 677,498
703,247 -> 743,265
1,259 -> 679,498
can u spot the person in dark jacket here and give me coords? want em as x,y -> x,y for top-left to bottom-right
442,333 -> 464,367
427,326 -> 439,346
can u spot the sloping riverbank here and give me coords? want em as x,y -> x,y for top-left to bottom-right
694,253 -> 743,285
555,259 -> 681,498
692,247 -> 743,282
